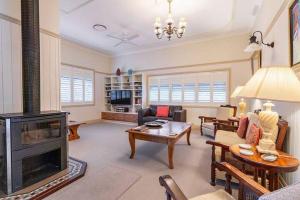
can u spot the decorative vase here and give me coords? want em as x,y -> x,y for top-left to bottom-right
116,68 -> 121,76
128,69 -> 133,76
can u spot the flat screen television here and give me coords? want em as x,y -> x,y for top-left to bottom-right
111,90 -> 132,105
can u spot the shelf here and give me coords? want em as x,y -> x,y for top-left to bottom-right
104,73 -> 144,112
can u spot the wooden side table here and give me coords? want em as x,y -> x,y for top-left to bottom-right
230,144 -> 299,191
68,121 -> 85,141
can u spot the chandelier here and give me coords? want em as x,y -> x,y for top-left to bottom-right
154,0 -> 187,40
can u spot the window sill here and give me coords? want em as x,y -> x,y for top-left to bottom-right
62,103 -> 95,108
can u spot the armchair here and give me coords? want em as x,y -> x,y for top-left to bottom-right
199,105 -> 237,138
159,162 -> 270,200
206,118 -> 288,186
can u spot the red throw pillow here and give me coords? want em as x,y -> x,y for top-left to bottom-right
246,124 -> 263,145
156,106 -> 169,117
237,116 -> 249,138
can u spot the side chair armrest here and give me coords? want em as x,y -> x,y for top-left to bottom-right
159,175 -> 189,200
206,140 -> 230,151
215,123 -> 238,132
213,119 -> 234,125
220,162 -> 270,197
199,116 -> 216,123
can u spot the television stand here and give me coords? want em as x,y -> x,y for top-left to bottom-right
101,111 -> 137,123
115,107 -> 129,113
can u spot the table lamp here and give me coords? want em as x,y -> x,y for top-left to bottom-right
238,67 -> 300,155
231,86 -> 246,116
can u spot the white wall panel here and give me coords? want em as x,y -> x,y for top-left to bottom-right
0,19 -> 4,113
0,18 -> 61,113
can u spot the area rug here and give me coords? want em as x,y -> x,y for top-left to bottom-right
46,165 -> 141,200
0,157 -> 87,200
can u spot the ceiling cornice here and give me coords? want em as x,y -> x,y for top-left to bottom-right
113,31 -> 250,58
61,35 -> 114,58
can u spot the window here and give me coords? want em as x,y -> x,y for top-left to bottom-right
148,70 -> 228,106
84,79 -> 93,102
73,77 -> 84,102
60,76 -> 71,103
213,82 -> 227,103
183,84 -> 196,102
149,85 -> 159,102
60,65 -> 94,106
171,84 -> 182,102
159,85 -> 169,102
198,83 -> 211,103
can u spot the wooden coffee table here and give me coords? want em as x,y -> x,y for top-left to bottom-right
230,144 -> 299,191
126,121 -> 192,169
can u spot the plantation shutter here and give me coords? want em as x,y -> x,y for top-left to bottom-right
60,76 -> 71,103
171,84 -> 182,102
213,82 -> 227,103
183,83 -> 196,102
84,79 -> 93,102
198,83 -> 211,103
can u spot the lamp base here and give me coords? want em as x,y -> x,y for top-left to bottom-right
238,98 -> 247,116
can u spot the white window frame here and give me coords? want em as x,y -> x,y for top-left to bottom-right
148,70 -> 229,106
61,65 -> 95,106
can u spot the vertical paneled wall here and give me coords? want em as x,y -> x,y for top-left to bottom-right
0,18 -> 60,113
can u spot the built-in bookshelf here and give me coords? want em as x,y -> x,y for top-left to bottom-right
104,73 -> 144,113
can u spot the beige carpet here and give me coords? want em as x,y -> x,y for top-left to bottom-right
45,121 -> 223,200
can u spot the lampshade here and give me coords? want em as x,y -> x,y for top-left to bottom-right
231,86 -> 244,98
238,67 -> 300,103
244,43 -> 262,52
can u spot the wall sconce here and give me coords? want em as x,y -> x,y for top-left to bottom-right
244,31 -> 274,52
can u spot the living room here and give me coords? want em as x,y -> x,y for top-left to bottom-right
0,0 -> 300,200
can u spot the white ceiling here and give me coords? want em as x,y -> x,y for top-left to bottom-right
60,0 -> 263,56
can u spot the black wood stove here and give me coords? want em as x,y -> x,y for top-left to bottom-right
0,0 -> 68,194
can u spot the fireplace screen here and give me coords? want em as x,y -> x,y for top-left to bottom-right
22,149 -> 61,188
21,120 -> 61,145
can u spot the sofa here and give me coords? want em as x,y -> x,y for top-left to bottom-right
138,105 -> 187,126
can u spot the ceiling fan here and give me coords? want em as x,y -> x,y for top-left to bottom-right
106,32 -> 139,47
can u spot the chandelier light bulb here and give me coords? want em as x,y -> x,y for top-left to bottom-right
153,0 -> 187,40
165,14 -> 174,24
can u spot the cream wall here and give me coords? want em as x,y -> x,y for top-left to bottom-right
0,0 -> 60,34
251,0 -> 300,183
113,34 -> 253,126
0,0 -> 61,113
61,40 -> 112,122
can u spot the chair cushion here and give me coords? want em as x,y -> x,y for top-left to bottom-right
237,116 -> 249,138
202,122 -> 215,130
202,127 -> 215,138
215,130 -> 246,146
189,190 -> 235,200
215,130 -> 246,162
259,182 -> 300,200
149,105 -> 157,116
245,112 -> 260,138
156,106 -> 169,117
246,124 -> 263,145
216,107 -> 234,121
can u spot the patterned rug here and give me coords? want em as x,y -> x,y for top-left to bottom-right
0,157 -> 87,200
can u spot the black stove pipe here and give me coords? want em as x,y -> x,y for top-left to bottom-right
21,0 -> 41,113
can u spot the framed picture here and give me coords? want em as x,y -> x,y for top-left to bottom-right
290,0 -> 300,67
